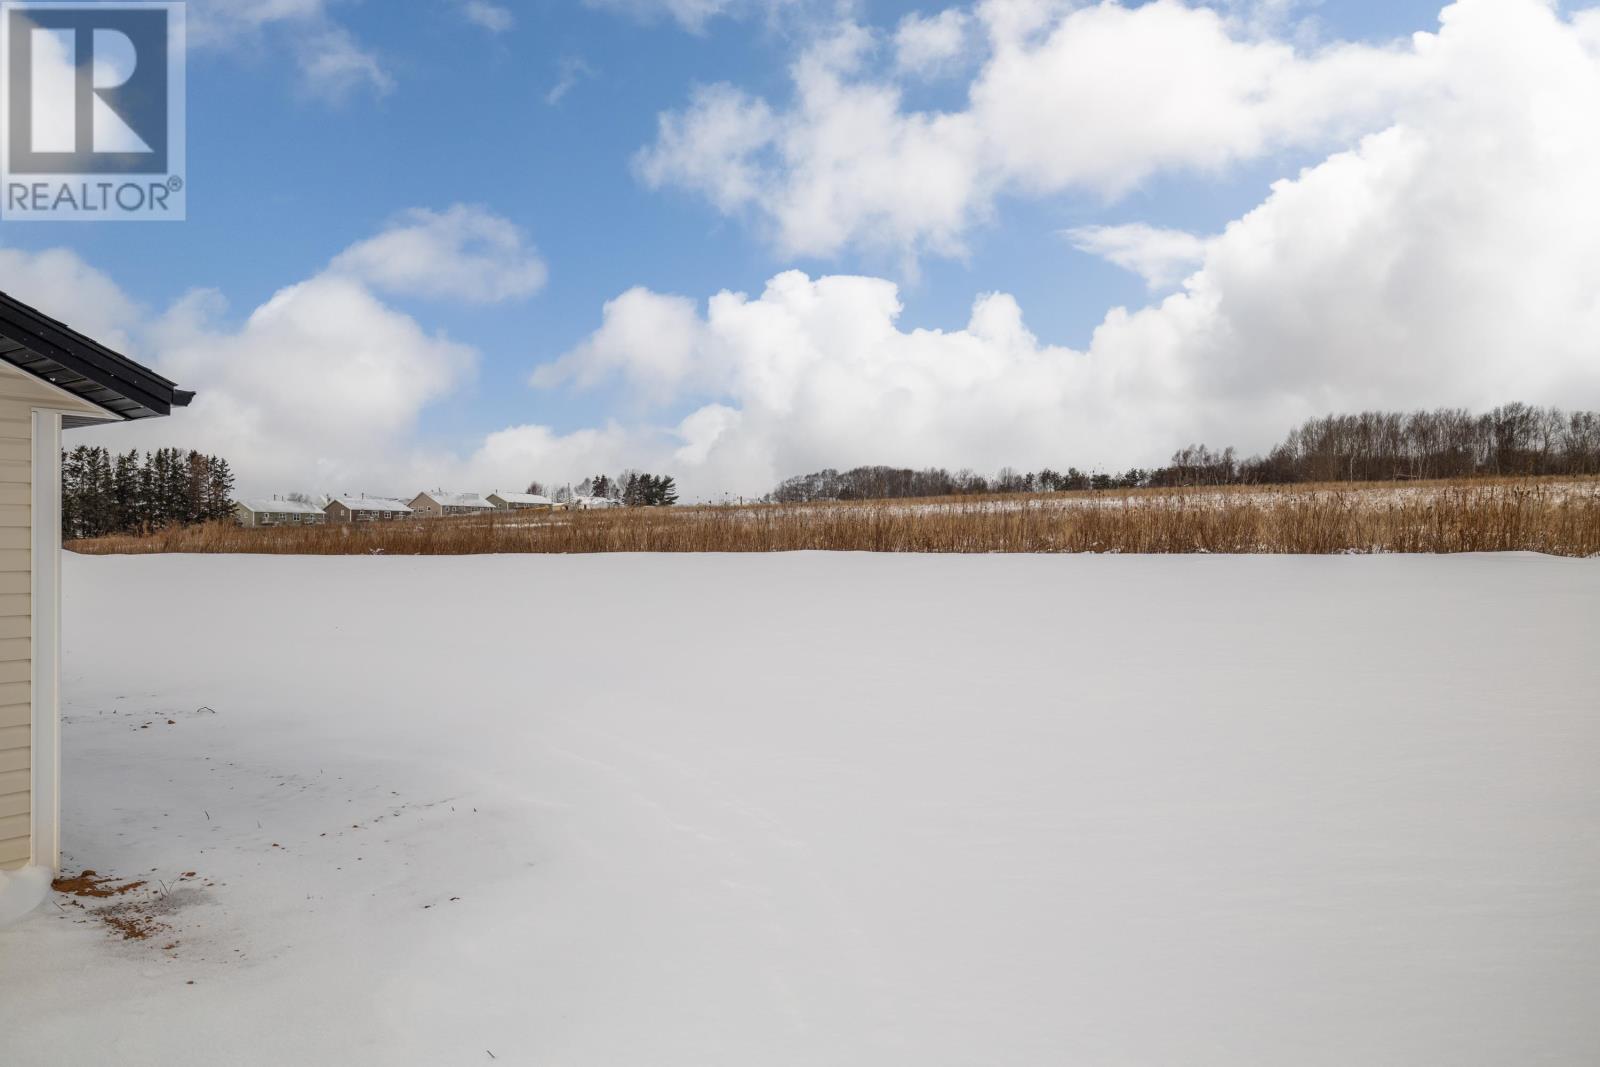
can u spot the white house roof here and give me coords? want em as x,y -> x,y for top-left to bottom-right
415,491 -> 494,509
329,496 -> 412,513
489,492 -> 553,505
238,498 -> 325,516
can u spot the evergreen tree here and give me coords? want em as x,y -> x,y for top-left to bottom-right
60,446 -> 238,540
80,446 -> 114,537
112,449 -> 141,533
61,447 -> 87,539
205,456 -> 235,522
185,450 -> 210,524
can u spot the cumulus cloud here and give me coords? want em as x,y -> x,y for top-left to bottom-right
538,271 -> 1108,490
1065,224 -> 1210,289
328,205 -> 547,304
0,245 -> 473,494
638,0 -> 1423,260
531,287 -> 703,400
549,0 -> 1600,496
1,208 -> 573,498
188,0 -> 391,99
130,278 -> 476,489
636,84 -> 781,216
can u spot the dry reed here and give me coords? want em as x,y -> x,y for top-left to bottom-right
66,478 -> 1600,557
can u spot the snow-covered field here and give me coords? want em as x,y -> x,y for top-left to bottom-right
3,552 -> 1599,1065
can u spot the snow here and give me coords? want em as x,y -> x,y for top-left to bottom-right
329,496 -> 412,513
234,498 -> 325,517
769,478 -> 1600,518
2,552 -> 1598,1065
488,492 -> 553,506
415,490 -> 495,510
0,866 -> 49,928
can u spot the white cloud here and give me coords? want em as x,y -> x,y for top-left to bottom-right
294,27 -> 395,100
638,0 -> 1424,260
328,205 -> 547,304
582,0 -> 747,32
461,0 -> 515,33
1065,224 -> 1210,289
543,0 -> 1600,497
133,277 -> 476,489
894,9 -> 971,76
546,56 -> 596,106
582,0 -> 793,32
187,0 -> 326,42
188,0 -> 391,99
537,270 -> 1135,493
531,287 -> 703,401
636,84 -> 780,216
0,215 -> 480,494
0,248 -> 145,354
1215,0 -> 1322,40
0,253 -> 476,494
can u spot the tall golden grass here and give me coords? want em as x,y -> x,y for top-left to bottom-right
66,478 -> 1600,557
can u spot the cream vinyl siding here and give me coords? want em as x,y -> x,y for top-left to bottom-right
0,364 -> 107,869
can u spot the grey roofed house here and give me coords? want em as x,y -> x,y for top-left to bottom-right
408,490 -> 496,517
235,498 -> 328,528
325,496 -> 413,522
0,290 -> 191,875
486,492 -> 553,510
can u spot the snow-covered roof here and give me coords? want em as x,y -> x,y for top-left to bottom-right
573,496 -> 622,508
489,492 -> 553,505
238,498 -> 325,516
329,496 -> 412,513
414,491 -> 494,509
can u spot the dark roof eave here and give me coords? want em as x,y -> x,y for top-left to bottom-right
0,290 -> 192,420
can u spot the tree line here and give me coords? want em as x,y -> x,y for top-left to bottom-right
769,404 -> 1600,502
527,471 -> 679,506
62,446 -> 236,540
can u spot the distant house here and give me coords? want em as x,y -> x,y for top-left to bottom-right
325,496 -> 412,523
487,492 -> 554,511
572,496 -> 623,510
408,490 -> 495,518
235,499 -> 328,528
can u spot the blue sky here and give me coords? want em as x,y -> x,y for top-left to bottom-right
4,0 -> 1597,498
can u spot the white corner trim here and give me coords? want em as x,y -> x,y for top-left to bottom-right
30,409 -> 62,873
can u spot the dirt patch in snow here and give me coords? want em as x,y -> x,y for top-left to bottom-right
52,869 -> 148,898
101,912 -> 168,942
53,869 -> 207,946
